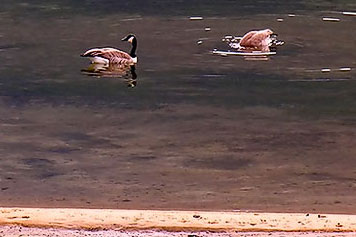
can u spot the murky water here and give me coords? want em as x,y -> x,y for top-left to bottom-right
1,0 -> 356,213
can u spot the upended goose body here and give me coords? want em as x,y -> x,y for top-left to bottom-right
81,34 -> 137,66
239,29 -> 274,51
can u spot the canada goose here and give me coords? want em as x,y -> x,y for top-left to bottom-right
81,34 -> 138,65
239,29 -> 274,51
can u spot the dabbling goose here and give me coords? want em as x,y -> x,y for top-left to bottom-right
239,29 -> 274,51
81,34 -> 138,65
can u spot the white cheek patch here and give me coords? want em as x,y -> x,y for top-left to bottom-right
128,37 -> 134,43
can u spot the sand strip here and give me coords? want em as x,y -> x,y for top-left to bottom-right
1,207 -> 356,232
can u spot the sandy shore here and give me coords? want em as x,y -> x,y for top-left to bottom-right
1,207 -> 356,235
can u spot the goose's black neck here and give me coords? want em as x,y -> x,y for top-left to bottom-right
130,38 -> 137,58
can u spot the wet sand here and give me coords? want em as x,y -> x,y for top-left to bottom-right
1,100 -> 356,213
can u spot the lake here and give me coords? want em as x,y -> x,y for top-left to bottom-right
0,0 -> 356,213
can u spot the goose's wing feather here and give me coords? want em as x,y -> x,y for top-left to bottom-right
82,48 -> 131,59
239,31 -> 258,47
82,48 -> 133,64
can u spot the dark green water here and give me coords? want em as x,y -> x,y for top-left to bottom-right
1,0 -> 355,115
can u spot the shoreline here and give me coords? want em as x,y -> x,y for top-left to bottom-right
1,207 -> 355,232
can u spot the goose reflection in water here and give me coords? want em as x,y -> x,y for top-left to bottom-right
81,64 -> 137,88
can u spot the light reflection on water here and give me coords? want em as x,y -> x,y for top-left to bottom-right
81,64 -> 137,87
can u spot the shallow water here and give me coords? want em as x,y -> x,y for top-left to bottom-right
1,0 -> 356,213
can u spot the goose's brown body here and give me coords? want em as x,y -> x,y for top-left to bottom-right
239,29 -> 274,51
81,48 -> 135,65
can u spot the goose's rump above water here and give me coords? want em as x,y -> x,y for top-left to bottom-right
222,29 -> 284,52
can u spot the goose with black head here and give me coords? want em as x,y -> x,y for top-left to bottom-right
81,34 -> 138,66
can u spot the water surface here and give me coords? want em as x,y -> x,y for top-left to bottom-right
1,0 -> 356,213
